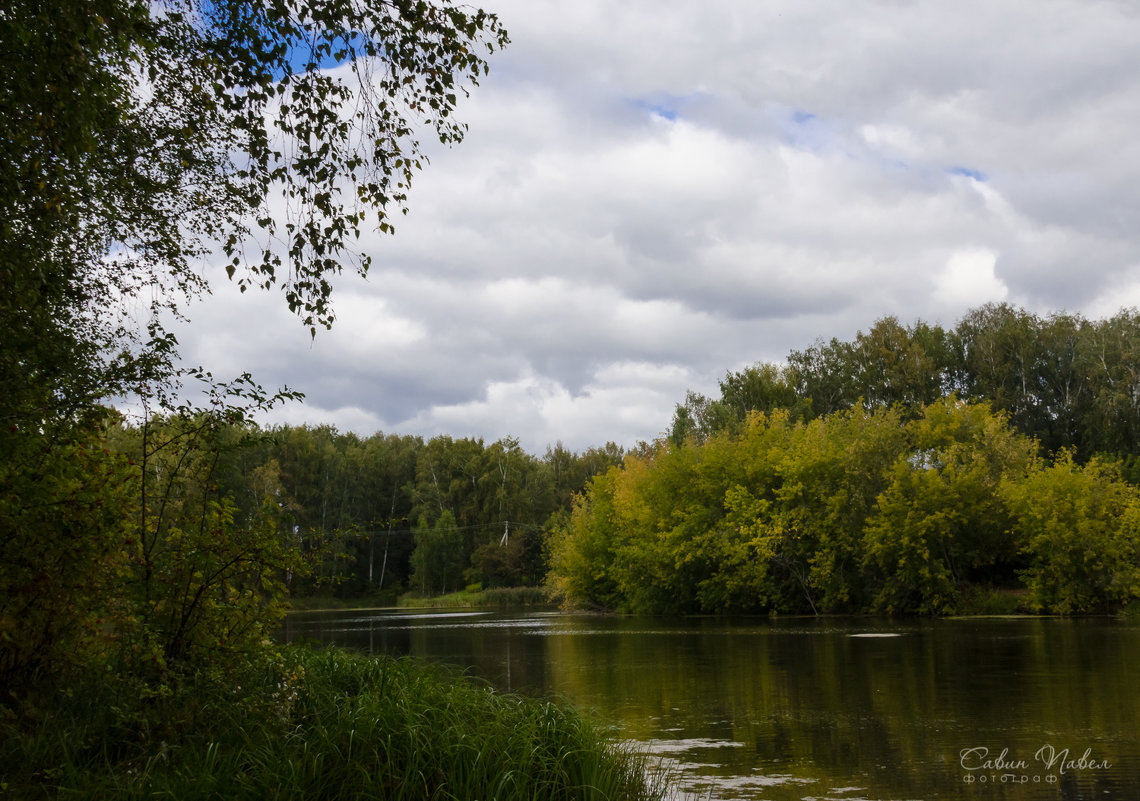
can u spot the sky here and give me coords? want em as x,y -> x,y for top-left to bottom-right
178,0 -> 1140,454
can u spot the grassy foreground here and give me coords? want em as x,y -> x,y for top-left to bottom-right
0,647 -> 663,800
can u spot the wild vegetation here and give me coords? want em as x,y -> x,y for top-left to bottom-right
5,0 -> 1140,795
601,304 -> 1140,616
1,647 -> 661,800
101,419 -> 624,604
0,2 -> 666,798
3,0 -> 509,680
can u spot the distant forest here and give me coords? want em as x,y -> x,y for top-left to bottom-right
104,303 -> 1140,613
104,421 -> 626,603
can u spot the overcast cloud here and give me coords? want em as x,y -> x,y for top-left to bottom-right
177,0 -> 1140,453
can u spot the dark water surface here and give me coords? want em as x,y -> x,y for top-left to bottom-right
281,610 -> 1140,800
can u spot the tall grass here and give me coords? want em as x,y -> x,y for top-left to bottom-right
0,647 -> 662,800
399,585 -> 555,609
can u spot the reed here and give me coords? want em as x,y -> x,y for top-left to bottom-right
0,647 -> 663,800
399,585 -> 555,609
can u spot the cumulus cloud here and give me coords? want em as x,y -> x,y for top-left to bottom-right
174,0 -> 1140,451
401,362 -> 693,451
934,249 -> 1008,312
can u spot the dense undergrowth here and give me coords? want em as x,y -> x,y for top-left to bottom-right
0,647 -> 662,801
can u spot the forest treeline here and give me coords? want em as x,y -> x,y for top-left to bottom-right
670,303 -> 1140,469
552,303 -> 1140,616
102,302 -> 1140,618
106,420 -> 626,601
4,407 -> 621,687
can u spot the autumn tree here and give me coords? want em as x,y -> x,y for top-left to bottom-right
862,400 -> 1036,613
1004,454 -> 1140,613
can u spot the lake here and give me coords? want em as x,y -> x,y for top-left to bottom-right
280,610 -> 1140,800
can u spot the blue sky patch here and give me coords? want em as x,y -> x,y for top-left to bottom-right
948,166 -> 987,181
779,108 -> 833,153
631,98 -> 680,121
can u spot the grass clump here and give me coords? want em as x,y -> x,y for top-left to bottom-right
0,646 -> 661,800
955,586 -> 1032,616
399,585 -> 555,609
287,589 -> 401,611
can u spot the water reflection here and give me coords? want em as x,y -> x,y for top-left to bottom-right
280,611 -> 1140,799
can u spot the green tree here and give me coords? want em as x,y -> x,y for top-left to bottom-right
2,0 -> 507,686
1005,455 -> 1140,613
547,468 -> 625,610
356,432 -> 421,594
409,510 -> 464,595
669,390 -> 734,447
1080,309 -> 1140,460
849,317 -> 954,410
766,406 -> 908,613
669,364 -> 809,446
605,440 -> 726,614
0,414 -> 135,687
690,413 -> 797,613
719,362 -> 807,422
106,411 -> 317,668
787,337 -> 858,417
862,401 -> 1035,613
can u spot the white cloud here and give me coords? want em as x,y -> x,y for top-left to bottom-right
265,402 -> 387,436
402,362 -> 695,452
170,0 -> 1140,451
1085,270 -> 1140,320
935,249 -> 1009,311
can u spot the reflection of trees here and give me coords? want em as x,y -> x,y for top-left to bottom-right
538,618 -> 1140,796
283,613 -> 1140,795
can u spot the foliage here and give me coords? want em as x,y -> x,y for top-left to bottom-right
109,410 -> 319,669
553,400 -> 1140,615
2,0 -> 508,691
0,646 -> 662,801
5,0 -> 509,337
762,406 -> 909,613
547,468 -> 626,611
862,400 -> 1036,613
0,412 -> 135,689
1004,454 -> 1140,613
669,363 -> 808,446
649,303 -> 1140,616
672,304 -> 1140,463
471,523 -> 547,588
235,426 -> 621,598
409,510 -> 465,595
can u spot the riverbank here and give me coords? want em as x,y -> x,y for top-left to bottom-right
287,585 -> 556,612
0,646 -> 662,800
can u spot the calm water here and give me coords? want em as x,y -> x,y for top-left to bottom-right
280,610 -> 1140,800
